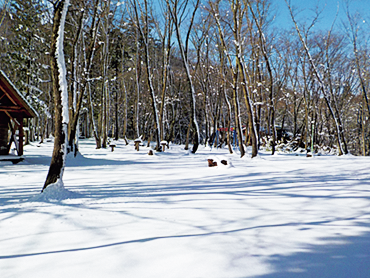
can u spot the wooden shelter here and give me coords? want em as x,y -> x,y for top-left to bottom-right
0,70 -> 38,161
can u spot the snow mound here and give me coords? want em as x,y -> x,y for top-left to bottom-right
29,180 -> 81,202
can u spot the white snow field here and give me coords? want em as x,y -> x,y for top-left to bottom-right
1,138 -> 370,278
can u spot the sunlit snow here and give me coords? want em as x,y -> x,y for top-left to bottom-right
1,138 -> 370,277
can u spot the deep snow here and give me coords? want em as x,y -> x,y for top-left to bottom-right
1,138 -> 370,277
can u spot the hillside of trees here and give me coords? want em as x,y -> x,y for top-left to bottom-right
1,0 -> 369,158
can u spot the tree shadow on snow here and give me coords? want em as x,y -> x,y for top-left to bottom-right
71,169 -> 370,202
20,152 -> 159,167
0,216 -> 369,278
255,231 -> 370,278
1,152 -> 370,278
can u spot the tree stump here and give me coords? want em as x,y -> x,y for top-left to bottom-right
207,159 -> 217,167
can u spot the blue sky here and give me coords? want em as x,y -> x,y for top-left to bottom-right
1,0 -> 368,33
272,0 -> 369,31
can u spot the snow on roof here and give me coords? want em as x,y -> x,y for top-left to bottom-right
0,70 -> 39,118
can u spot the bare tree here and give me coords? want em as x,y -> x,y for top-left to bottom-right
209,0 -> 247,157
285,0 -> 346,155
68,0 -> 102,151
43,0 -> 70,191
168,0 -> 201,153
155,2 -> 174,142
68,6 -> 84,155
131,0 -> 161,150
245,0 -> 277,154
211,0 -> 258,157
344,1 -> 370,117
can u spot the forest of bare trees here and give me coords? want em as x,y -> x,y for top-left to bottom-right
1,0 -> 369,161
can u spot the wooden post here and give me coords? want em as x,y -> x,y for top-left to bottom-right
109,144 -> 116,152
134,139 -> 141,151
0,112 -> 9,155
161,141 -> 167,152
17,115 -> 23,156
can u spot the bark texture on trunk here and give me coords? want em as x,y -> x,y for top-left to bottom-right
43,0 -> 69,191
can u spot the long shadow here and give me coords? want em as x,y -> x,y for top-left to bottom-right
63,168 -> 370,201
0,168 -> 357,231
1,216 -> 367,261
2,158 -> 370,207
2,148 -> 370,277
256,232 -> 370,278
18,152 -> 160,167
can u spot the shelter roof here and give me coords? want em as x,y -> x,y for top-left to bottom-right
0,70 -> 38,118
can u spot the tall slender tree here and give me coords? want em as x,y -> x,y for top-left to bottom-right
285,0 -> 346,155
168,0 -> 201,153
131,0 -> 161,150
43,0 -> 70,191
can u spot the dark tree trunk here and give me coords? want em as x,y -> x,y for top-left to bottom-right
43,0 -> 69,192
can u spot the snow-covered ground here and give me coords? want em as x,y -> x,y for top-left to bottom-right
1,138 -> 370,278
